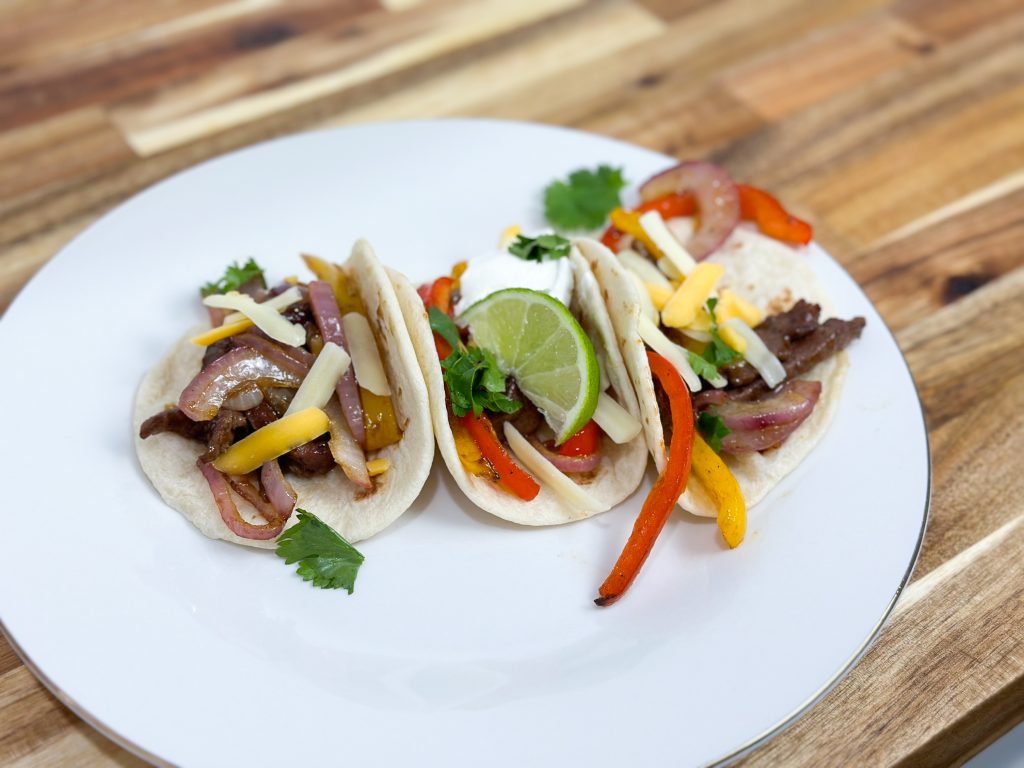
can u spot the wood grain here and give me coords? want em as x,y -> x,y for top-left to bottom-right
1,0 -> 1022,765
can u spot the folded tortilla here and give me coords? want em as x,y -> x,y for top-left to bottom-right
391,248 -> 648,526
133,240 -> 433,548
576,227 -> 848,517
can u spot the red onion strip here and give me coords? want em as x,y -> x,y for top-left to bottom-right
716,380 -> 821,431
179,347 -> 303,421
639,161 -> 740,259
232,332 -> 314,372
260,460 -> 297,523
197,460 -> 285,540
716,380 -> 821,454
528,436 -> 602,474
308,280 -> 366,446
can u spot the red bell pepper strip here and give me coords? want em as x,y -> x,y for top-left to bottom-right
421,277 -> 455,358
595,351 -> 694,606
600,224 -> 627,253
559,420 -> 600,457
637,192 -> 698,219
461,413 -> 540,501
430,276 -> 454,315
737,184 -> 812,244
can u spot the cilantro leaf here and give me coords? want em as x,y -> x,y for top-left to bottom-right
441,346 -> 522,417
697,409 -> 731,454
544,165 -> 627,231
200,257 -> 267,297
428,306 -> 462,349
276,509 -> 364,593
688,350 -> 723,382
703,298 -> 740,367
508,233 -> 571,262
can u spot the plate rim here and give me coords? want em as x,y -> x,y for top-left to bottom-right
0,117 -> 932,768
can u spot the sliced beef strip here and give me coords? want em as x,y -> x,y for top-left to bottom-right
139,407 -> 210,442
489,379 -> 543,437
725,316 -> 864,402
283,300 -> 313,326
201,337 -> 234,369
284,436 -> 335,476
721,300 -> 824,388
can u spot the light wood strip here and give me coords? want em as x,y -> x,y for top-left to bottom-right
723,15 -> 930,121
317,1 -> 665,127
111,0 -> 586,155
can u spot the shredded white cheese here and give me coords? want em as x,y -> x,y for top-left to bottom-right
503,423 -> 608,513
285,342 -> 351,416
202,291 -> 306,347
342,313 -> 391,396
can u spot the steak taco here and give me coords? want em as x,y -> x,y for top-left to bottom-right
392,230 -> 648,525
134,240 -> 432,547
579,161 -> 865,544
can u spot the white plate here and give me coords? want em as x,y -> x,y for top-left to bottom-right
0,120 -> 928,767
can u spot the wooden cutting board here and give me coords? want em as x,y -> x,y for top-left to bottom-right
1,1 -> 1021,765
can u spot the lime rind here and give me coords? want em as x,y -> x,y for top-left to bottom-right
460,288 -> 600,444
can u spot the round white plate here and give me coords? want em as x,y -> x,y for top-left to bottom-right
0,120 -> 928,767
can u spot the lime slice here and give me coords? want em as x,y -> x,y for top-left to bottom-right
460,288 -> 600,445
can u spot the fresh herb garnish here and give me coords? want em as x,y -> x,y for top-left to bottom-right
200,257 -> 266,297
442,346 -> 521,417
688,350 -> 723,382
697,409 -> 731,454
703,297 -> 740,367
428,306 -> 462,349
276,509 -> 364,593
508,233 -> 571,262
543,165 -> 627,231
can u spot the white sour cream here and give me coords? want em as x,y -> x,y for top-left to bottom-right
454,249 -> 574,316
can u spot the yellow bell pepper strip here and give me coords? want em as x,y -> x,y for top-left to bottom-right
689,434 -> 746,548
213,407 -> 330,476
302,254 -> 366,315
360,388 -> 402,451
596,351 -> 694,606
610,208 -> 664,259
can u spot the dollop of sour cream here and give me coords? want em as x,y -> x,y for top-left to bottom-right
454,249 -> 574,316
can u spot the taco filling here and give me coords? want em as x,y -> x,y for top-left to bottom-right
417,230 -> 644,514
138,252 -> 407,541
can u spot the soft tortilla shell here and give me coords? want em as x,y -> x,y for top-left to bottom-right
576,227 -> 849,518
390,249 -> 648,526
133,240 -> 433,547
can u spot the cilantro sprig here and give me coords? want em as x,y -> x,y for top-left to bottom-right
276,509 -> 364,593
200,257 -> 266,297
702,297 -> 740,368
428,306 -> 520,418
544,165 -> 627,231
508,233 -> 571,262
697,409 -> 731,454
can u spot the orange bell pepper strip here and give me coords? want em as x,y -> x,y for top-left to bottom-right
596,351 -> 694,606
689,434 -> 746,547
461,413 -> 540,501
559,420 -> 600,457
737,184 -> 812,245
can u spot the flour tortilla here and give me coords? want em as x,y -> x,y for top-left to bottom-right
391,248 -> 648,525
576,224 -> 849,517
133,240 -> 433,548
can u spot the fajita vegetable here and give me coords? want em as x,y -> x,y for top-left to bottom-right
391,230 -> 648,525
133,240 -> 433,551
580,160 -> 865,552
